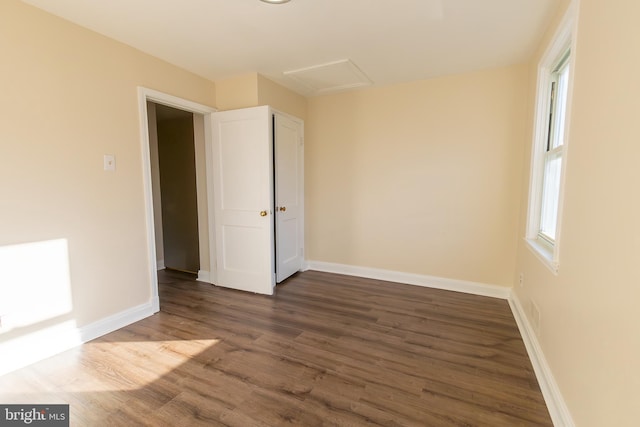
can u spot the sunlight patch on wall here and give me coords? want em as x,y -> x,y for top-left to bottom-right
0,239 -> 78,376
0,239 -> 73,332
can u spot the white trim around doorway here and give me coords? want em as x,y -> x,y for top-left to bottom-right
137,88 -> 217,312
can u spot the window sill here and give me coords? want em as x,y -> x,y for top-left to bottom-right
524,238 -> 559,275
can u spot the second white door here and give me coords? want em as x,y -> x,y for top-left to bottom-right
274,113 -> 304,283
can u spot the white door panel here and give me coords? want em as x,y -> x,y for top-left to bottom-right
278,217 -> 299,264
209,106 -> 274,295
218,120 -> 264,210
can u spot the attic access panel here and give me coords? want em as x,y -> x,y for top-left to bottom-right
284,59 -> 372,95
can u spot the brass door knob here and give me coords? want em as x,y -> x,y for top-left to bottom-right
260,210 -> 267,217
279,206 -> 286,212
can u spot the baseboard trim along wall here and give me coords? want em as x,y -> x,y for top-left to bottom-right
509,294 -> 575,427
157,259 -> 165,271
78,301 -> 156,343
306,260 -> 511,299
0,301 -> 156,377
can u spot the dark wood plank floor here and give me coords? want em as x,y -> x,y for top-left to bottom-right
0,270 -> 552,426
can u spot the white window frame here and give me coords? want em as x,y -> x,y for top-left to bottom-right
525,4 -> 577,274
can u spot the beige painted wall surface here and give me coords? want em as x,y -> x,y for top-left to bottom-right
0,0 -> 215,327
514,0 -> 640,425
306,65 -> 528,286
257,74 -> 308,121
215,73 -> 259,111
215,73 -> 307,120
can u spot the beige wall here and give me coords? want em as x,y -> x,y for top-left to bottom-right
215,72 -> 307,120
0,0 -> 215,327
257,74 -> 307,121
306,65 -> 528,286
215,73 -> 259,111
514,0 -> 640,425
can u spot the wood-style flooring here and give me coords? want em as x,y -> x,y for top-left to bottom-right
0,270 -> 552,426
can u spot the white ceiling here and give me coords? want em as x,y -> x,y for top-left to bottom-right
21,0 -> 560,96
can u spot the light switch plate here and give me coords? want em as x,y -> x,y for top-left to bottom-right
104,154 -> 116,171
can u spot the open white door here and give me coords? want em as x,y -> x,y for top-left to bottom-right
209,106 -> 274,294
274,113 -> 304,282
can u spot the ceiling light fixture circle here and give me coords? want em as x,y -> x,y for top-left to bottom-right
260,0 -> 291,4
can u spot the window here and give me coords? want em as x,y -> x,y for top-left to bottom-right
526,7 -> 575,273
539,52 -> 570,244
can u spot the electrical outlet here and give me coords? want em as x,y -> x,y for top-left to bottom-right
519,273 -> 524,287
530,300 -> 541,335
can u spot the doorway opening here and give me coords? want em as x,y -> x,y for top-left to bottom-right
137,88 -> 216,312
148,103 -> 199,274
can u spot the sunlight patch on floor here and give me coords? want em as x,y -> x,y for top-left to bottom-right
58,338 -> 223,392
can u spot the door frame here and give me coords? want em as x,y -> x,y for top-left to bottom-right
137,87 -> 216,312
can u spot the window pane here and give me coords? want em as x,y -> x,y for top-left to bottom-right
540,152 -> 562,241
550,63 -> 570,149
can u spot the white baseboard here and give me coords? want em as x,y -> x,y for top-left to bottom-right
0,301 -> 156,377
197,270 -> 211,283
306,260 -> 510,299
157,259 -> 165,270
78,301 -> 156,343
509,293 -> 575,427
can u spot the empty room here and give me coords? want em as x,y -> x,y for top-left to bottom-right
0,0 -> 638,425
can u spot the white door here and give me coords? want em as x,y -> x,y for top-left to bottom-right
208,106 -> 274,295
274,113 -> 304,282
